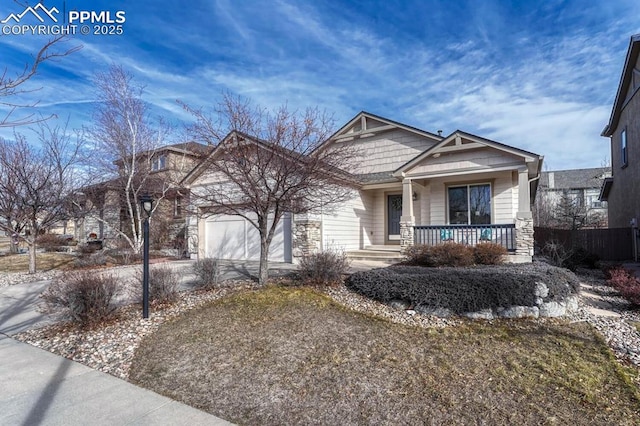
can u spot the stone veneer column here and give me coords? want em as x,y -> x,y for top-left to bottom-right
515,213 -> 534,261
399,221 -> 415,253
292,220 -> 322,261
400,178 -> 415,254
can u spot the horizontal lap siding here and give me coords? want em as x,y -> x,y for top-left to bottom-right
371,191 -> 386,245
430,183 -> 447,225
322,191 -> 374,251
493,172 -> 516,223
419,183 -> 431,225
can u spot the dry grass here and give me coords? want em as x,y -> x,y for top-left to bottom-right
0,252 -> 75,273
130,286 -> 640,425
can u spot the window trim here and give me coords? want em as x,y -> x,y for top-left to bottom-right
446,182 -> 493,225
174,195 -> 183,218
621,128 -> 628,168
152,154 -> 167,171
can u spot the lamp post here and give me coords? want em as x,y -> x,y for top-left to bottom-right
140,194 -> 154,319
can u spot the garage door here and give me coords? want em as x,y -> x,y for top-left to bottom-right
205,214 -> 292,262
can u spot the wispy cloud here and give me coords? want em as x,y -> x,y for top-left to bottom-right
1,0 -> 639,170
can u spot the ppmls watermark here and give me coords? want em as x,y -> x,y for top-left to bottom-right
1,2 -> 126,36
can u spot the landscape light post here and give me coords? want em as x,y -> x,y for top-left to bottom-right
140,194 -> 154,319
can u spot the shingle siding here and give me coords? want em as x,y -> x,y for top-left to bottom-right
349,129 -> 437,174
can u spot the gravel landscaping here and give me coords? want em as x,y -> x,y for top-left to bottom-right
8,267 -> 640,390
0,270 -> 61,289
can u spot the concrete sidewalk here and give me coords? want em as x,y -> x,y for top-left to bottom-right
0,267 -> 237,426
0,335 -> 231,425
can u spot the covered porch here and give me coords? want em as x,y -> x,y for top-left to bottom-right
357,139 -> 540,261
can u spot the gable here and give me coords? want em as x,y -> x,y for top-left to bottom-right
320,111 -> 443,175
403,146 -> 523,178
394,131 -> 541,179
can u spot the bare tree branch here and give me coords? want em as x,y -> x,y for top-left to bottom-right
1,34 -> 82,127
184,94 -> 360,284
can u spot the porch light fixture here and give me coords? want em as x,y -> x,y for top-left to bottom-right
139,194 -> 154,318
412,191 -> 418,201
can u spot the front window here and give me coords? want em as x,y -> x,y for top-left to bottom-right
448,183 -> 491,224
621,129 -> 628,168
174,196 -> 183,217
152,154 -> 167,171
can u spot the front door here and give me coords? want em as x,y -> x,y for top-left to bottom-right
387,194 -> 402,241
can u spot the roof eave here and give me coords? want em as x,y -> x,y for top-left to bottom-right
603,34 -> 640,136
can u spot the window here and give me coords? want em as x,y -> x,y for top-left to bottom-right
448,183 -> 491,224
174,196 -> 183,217
152,154 -> 166,171
621,129 -> 628,168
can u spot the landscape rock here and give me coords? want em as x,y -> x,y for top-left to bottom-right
496,305 -> 539,319
388,299 -> 410,310
464,309 -> 494,320
539,301 -> 566,318
415,305 -> 453,318
565,296 -> 579,312
534,282 -> 549,298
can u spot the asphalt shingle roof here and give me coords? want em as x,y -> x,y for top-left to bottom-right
539,167 -> 611,190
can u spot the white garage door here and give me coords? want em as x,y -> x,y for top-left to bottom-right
205,213 -> 292,262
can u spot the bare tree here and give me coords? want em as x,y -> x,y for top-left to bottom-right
0,121 -> 82,273
1,34 -> 81,127
552,191 -> 605,230
183,94 -> 359,285
81,65 -> 171,253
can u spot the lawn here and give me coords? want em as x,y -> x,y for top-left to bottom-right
0,252 -> 75,273
130,286 -> 640,425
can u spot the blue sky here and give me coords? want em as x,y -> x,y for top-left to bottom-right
1,0 -> 639,170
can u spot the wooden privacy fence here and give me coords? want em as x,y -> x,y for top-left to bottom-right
534,227 -> 634,261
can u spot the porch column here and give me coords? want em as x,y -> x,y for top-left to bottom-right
517,168 -> 531,215
400,178 -> 415,253
515,168 -> 534,261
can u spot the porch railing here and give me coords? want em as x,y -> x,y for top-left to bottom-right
413,224 -> 516,252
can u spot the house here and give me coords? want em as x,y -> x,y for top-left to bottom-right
534,167 -> 610,229
184,112 -> 543,263
77,141 -> 210,249
601,34 -> 640,228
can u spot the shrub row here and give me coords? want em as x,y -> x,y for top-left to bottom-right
346,263 -> 580,314
192,258 -> 222,289
297,250 -> 350,286
540,241 -> 600,271
404,242 -> 507,267
40,270 -> 120,327
36,233 -> 75,252
606,266 -> 640,305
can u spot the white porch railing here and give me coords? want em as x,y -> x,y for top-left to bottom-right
413,224 -> 516,252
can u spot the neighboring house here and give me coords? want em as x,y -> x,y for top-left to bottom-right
534,167 -> 610,229
601,34 -> 640,228
184,112 -> 543,263
77,141 -> 210,248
